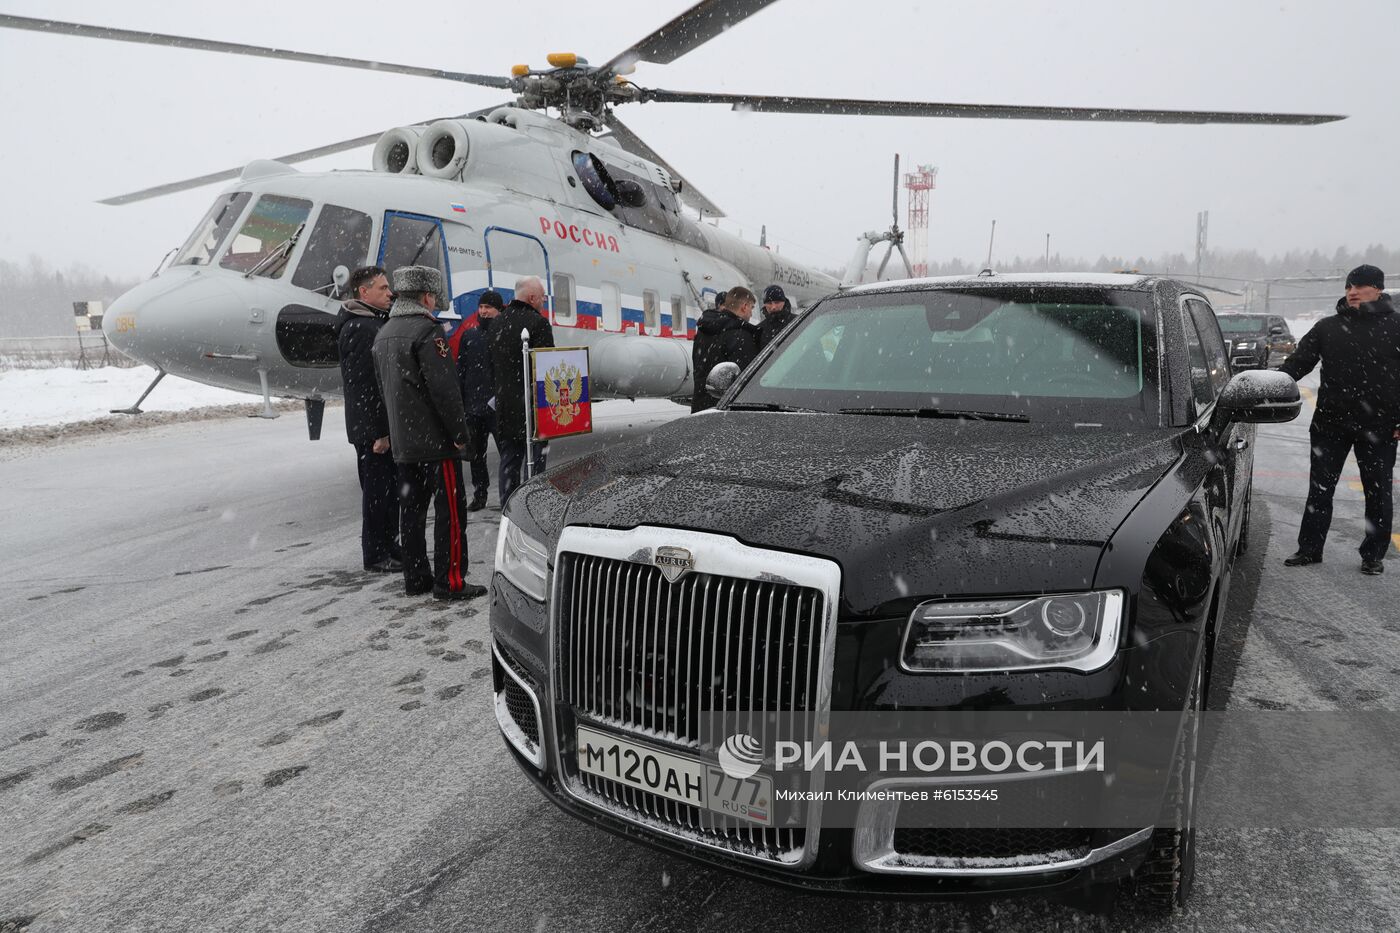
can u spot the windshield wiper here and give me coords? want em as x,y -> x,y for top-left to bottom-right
244,223 -> 305,279
724,401 -> 815,413
838,407 -> 1030,423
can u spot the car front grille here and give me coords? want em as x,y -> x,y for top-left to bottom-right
555,550 -> 828,864
891,826 -> 1094,862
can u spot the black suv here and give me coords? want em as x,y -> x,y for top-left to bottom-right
489,274 -> 1301,912
1217,313 -> 1295,371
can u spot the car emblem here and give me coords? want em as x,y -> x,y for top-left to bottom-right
654,546 -> 694,583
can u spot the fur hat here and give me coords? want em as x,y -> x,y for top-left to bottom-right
391,265 -> 447,306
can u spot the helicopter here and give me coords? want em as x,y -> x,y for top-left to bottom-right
0,0 -> 1344,438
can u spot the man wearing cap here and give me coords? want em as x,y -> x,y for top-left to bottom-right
457,290 -> 503,511
489,276 -> 555,503
1279,264 -> 1400,575
336,264 -> 401,574
757,284 -> 797,350
372,265 -> 485,600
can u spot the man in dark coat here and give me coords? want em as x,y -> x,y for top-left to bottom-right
1279,264 -> 1400,575
691,285 -> 760,412
488,276 -> 555,503
372,265 -> 485,600
457,290 -> 503,511
336,265 -> 401,573
757,284 -> 797,350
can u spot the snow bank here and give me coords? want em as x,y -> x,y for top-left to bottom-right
0,366 -> 256,431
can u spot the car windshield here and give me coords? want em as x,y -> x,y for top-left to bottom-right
1217,315 -> 1267,333
732,286 -> 1160,425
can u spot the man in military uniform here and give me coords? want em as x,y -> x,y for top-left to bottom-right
372,265 -> 485,600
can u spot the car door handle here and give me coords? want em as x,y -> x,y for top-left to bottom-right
1233,436 -> 1249,450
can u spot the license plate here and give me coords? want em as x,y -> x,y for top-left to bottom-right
576,725 -> 773,824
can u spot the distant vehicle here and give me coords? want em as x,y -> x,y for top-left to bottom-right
488,273 -> 1302,912
1217,313 -> 1295,370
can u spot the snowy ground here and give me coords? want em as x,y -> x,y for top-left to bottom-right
0,366 -> 254,431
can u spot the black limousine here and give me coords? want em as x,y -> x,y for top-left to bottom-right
489,274 -> 1301,912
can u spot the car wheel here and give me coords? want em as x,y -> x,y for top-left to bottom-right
1131,659 -> 1203,912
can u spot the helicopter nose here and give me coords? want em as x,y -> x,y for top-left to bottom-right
104,270 -> 244,375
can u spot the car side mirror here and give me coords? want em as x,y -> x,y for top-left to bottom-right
1268,325 -> 1285,335
705,361 -> 741,398
1214,369 -> 1302,425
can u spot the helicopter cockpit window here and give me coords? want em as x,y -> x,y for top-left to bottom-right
173,191 -> 250,267
379,214 -> 448,289
291,204 -> 373,294
571,151 -> 617,211
219,194 -> 312,277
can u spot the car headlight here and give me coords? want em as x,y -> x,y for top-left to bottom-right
494,516 -> 549,601
901,591 -> 1123,673
1234,341 -> 1257,350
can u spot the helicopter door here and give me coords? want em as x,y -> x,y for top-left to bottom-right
483,226 -> 552,317
378,211 -> 453,316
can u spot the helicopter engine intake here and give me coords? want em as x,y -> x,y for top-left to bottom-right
371,126 -> 428,175
415,120 -> 473,180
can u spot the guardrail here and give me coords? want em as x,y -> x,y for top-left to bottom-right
0,334 -> 138,370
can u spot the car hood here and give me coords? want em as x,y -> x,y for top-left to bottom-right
515,412 -> 1184,615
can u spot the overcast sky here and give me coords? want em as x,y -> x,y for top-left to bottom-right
0,0 -> 1395,279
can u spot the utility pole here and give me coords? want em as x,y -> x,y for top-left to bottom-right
1045,233 -> 1051,272
984,219 -> 997,271
1195,210 -> 1209,281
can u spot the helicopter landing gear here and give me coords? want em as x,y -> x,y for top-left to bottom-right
305,398 -> 325,441
248,367 -> 280,420
109,367 -> 166,414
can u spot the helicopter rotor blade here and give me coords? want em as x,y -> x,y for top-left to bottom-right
600,112 -> 725,217
895,240 -> 916,279
601,0 -> 780,73
876,242 -> 894,280
891,154 -> 900,231
639,88 -> 1345,125
0,14 -> 513,88
98,106 -> 509,205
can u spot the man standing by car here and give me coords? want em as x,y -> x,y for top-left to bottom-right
372,265 -> 485,600
1279,264 -> 1400,575
489,276 -> 554,503
457,289 -> 503,511
336,265 -> 401,574
757,284 -> 796,349
692,286 -> 760,412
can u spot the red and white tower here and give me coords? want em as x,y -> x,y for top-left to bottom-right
903,164 -> 938,278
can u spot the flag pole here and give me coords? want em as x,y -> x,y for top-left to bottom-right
521,327 -> 534,481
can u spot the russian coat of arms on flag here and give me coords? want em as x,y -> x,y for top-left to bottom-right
531,347 -> 592,440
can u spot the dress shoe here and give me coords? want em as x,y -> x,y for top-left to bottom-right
433,583 -> 488,601
467,496 -> 488,512
1283,552 -> 1322,567
365,557 -> 403,573
1361,560 -> 1385,575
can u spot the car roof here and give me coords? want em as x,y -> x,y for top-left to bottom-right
841,272 -> 1158,297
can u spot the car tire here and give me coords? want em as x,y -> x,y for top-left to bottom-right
1131,659 -> 1203,913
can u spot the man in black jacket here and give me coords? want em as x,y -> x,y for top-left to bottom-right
336,265 -> 401,573
757,284 -> 797,349
1279,264 -> 1400,575
372,265 -> 485,600
489,276 -> 555,503
692,285 -> 760,412
457,290 -> 502,511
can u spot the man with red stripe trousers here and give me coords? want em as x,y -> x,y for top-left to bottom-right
372,265 -> 486,600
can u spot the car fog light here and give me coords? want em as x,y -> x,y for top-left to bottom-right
902,591 -> 1123,673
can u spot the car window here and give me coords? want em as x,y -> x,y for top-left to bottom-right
1182,308 -> 1217,410
739,286 -> 1159,424
1186,299 -> 1231,395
